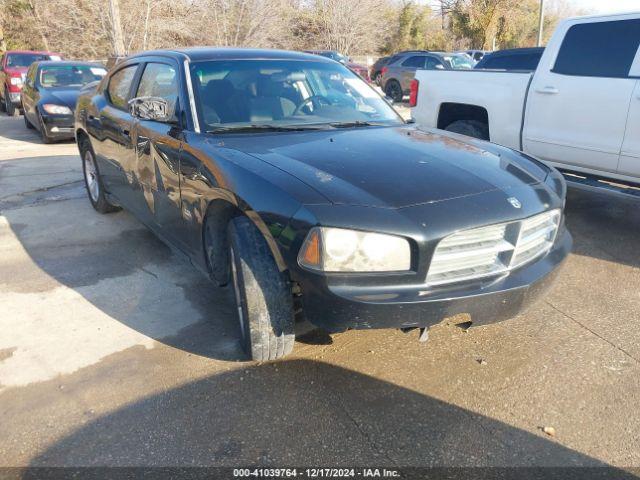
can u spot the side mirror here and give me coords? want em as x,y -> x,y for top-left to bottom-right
128,96 -> 177,124
435,64 -> 445,70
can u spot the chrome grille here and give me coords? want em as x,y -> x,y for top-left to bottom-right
427,210 -> 561,286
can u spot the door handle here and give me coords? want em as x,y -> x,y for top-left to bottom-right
535,86 -> 559,94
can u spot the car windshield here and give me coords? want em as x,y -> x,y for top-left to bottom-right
444,54 -> 474,70
39,65 -> 107,88
7,53 -> 50,68
191,59 -> 403,132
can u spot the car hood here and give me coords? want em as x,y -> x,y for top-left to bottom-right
4,66 -> 28,76
40,88 -> 81,110
221,126 -> 549,208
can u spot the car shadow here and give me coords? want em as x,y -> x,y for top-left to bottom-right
564,187 -> 640,270
23,360 -> 638,476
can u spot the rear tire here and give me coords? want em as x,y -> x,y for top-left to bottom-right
79,136 -> 120,214
384,80 -> 403,103
444,120 -> 489,140
228,216 -> 295,361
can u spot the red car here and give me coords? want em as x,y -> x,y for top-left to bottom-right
0,50 -> 62,116
304,50 -> 371,82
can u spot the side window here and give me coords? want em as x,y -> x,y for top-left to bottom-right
553,19 -> 640,78
107,65 -> 138,110
425,57 -> 444,70
135,62 -> 179,114
402,56 -> 425,68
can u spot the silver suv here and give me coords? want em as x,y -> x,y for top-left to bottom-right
380,52 -> 473,102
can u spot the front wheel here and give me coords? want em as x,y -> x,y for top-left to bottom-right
38,113 -> 54,143
24,111 -> 34,129
80,137 -> 120,214
5,88 -> 18,117
228,216 -> 295,361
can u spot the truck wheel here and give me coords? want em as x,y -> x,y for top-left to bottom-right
445,120 -> 489,140
384,80 -> 404,103
5,88 -> 18,117
79,136 -> 120,214
0,91 -> 5,112
228,216 -> 295,361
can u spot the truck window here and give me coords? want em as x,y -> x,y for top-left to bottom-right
553,19 -> 640,78
483,53 -> 542,71
402,56 -> 425,68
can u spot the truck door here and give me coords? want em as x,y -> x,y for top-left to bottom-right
619,80 -> 640,178
523,18 -> 640,174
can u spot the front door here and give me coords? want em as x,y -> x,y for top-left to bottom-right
131,61 -> 185,242
523,18 -> 640,174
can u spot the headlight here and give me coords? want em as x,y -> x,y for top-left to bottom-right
10,77 -> 23,86
298,227 -> 411,272
42,104 -> 72,115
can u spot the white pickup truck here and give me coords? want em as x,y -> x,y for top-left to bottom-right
411,12 -> 640,189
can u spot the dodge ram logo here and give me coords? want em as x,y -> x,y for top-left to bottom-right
507,197 -> 522,209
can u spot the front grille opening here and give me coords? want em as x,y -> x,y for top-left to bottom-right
427,210 -> 560,286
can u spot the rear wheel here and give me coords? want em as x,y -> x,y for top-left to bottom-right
384,80 -> 403,103
444,120 -> 489,140
79,137 -> 120,214
227,216 -> 295,361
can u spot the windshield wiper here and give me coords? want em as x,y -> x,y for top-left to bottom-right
206,124 -> 327,134
328,121 -> 389,129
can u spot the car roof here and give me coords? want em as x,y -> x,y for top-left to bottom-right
34,60 -> 104,68
128,47 -> 333,64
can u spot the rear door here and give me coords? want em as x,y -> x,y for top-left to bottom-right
523,17 -> 640,173
400,55 -> 426,91
130,59 -> 185,241
94,63 -> 140,205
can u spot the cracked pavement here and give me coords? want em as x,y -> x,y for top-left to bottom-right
0,114 -> 639,470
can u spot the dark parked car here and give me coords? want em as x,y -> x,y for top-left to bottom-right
380,51 -> 474,102
74,48 -> 571,361
0,50 -> 62,116
21,61 -> 107,143
474,47 -> 545,71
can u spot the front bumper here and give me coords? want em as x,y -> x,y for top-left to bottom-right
297,228 -> 572,332
41,114 -> 75,139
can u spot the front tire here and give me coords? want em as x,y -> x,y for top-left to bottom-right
24,111 -> 34,129
228,216 -> 295,361
79,137 -> 120,214
444,120 -> 489,140
38,113 -> 54,143
5,88 -> 18,117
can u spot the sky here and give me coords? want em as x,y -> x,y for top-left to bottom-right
567,0 -> 640,14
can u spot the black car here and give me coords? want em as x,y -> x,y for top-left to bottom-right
22,61 -> 107,143
474,47 -> 545,71
74,48 -> 571,361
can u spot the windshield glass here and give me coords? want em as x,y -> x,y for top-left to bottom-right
39,65 -> 107,88
444,54 -> 474,70
191,59 -> 403,132
7,53 -> 50,68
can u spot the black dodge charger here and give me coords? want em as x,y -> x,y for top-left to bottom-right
74,48 -> 572,361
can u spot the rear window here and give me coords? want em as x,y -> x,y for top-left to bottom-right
481,52 -> 542,71
553,19 -> 640,78
402,56 -> 425,68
